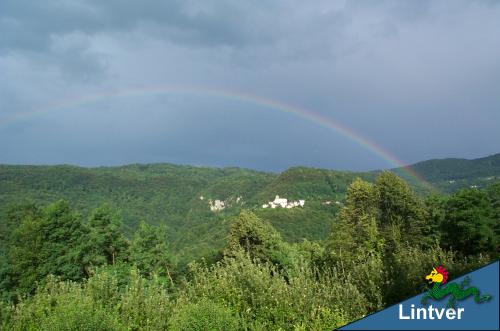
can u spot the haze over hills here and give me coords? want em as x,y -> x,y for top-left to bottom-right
1,152 -> 499,263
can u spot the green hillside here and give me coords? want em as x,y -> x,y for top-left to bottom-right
1,153 -> 499,263
255,167 -> 377,201
1,158 -> 499,330
0,164 -> 273,263
0,164 -> 359,263
397,153 -> 500,193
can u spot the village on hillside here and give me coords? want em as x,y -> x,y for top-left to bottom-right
262,195 -> 305,209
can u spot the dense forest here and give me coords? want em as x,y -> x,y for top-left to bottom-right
0,161 -> 499,329
1,153 -> 498,265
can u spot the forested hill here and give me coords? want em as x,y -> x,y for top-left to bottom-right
0,164 -> 363,262
1,153 -> 499,263
395,152 -> 500,192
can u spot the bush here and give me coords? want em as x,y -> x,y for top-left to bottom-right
181,252 -> 351,330
170,298 -> 241,331
37,303 -> 125,331
117,269 -> 173,330
3,269 -> 174,331
6,277 -> 125,331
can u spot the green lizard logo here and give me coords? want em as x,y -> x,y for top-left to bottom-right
421,265 -> 492,308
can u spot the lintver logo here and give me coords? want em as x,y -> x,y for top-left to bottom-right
398,265 -> 492,320
421,266 -> 491,308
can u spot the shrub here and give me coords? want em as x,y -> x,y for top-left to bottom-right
180,252 -> 352,330
6,277 -> 125,331
170,298 -> 241,331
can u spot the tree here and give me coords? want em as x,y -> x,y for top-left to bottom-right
0,202 -> 43,299
486,183 -> 500,255
325,179 -> 382,265
224,210 -> 294,270
2,203 -> 45,297
38,200 -> 89,281
441,188 -> 496,256
423,194 -> 447,244
0,201 -> 41,246
85,204 -> 129,269
374,172 -> 428,247
4,200 -> 89,297
129,221 -> 172,279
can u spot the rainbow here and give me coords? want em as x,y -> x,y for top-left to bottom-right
0,85 -> 432,188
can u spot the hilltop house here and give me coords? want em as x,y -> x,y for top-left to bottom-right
262,195 -> 305,209
209,199 -> 225,212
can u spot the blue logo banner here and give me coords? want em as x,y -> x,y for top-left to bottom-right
340,261 -> 499,330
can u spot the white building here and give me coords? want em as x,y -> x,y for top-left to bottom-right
263,195 -> 305,209
209,199 -> 226,212
273,195 -> 288,208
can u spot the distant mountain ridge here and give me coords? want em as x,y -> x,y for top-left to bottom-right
396,153 -> 500,192
1,153 -> 499,263
407,153 -> 500,179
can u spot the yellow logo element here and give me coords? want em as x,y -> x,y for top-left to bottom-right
425,266 -> 449,284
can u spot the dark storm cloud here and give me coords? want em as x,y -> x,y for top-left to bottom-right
0,0 -> 294,81
1,0 -> 499,171
0,0 -> 286,53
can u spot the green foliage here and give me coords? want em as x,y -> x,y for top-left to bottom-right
327,172 -> 431,256
375,172 -> 428,246
5,276 -> 126,331
1,157 -> 498,265
256,167 -> 375,202
170,299 -> 241,331
224,211 -> 295,271
441,188 -> 497,256
4,269 -> 173,331
0,165 -> 499,330
254,202 -> 338,243
115,269 -> 173,330
394,153 -> 500,193
0,164 -> 276,265
340,179 -> 381,255
325,173 -> 498,309
37,200 -> 89,280
3,200 -> 90,297
85,204 -> 129,267
382,244 -> 456,305
182,253 -> 351,330
422,194 -> 447,244
486,183 -> 500,251
1,202 -> 45,299
130,221 -> 173,278
486,182 -> 500,217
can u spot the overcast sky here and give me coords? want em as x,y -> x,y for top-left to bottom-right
1,0 -> 499,172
